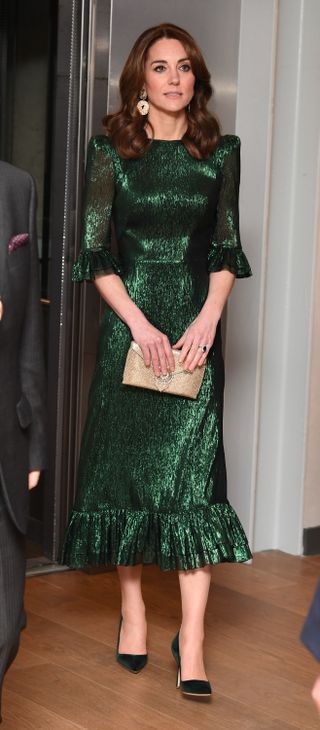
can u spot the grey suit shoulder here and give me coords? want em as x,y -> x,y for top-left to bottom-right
0,159 -> 35,207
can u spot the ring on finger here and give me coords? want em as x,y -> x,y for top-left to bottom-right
198,344 -> 207,353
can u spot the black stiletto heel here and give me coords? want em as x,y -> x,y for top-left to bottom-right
116,615 -> 148,673
171,632 -> 212,697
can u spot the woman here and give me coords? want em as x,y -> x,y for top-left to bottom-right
61,22 -> 252,698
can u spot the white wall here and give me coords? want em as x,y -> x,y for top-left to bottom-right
225,0 -> 320,553
224,0 -> 278,545
303,170 -> 320,530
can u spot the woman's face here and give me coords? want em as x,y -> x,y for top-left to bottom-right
144,38 -> 195,115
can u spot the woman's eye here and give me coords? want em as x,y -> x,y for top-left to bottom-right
152,63 -> 191,73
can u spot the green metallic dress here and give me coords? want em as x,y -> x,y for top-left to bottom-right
60,133 -> 252,571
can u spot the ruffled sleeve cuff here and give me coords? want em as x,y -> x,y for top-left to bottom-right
208,247 -> 252,279
72,248 -> 122,282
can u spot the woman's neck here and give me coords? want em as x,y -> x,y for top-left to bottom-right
145,110 -> 188,141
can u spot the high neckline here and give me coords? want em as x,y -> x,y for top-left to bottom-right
150,138 -> 183,143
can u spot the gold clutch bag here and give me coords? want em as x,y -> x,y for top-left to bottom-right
122,341 -> 206,399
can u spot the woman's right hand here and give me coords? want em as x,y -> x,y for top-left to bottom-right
130,317 -> 175,376
93,273 -> 174,375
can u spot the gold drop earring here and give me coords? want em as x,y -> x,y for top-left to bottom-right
137,89 -> 150,116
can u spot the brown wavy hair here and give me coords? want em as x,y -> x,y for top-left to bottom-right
103,22 -> 221,160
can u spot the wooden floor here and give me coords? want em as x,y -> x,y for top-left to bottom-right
2,551 -> 320,729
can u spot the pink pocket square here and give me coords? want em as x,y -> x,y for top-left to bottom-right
8,233 -> 29,254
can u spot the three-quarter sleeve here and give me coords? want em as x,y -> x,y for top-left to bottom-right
72,136 -> 121,282
208,137 -> 252,279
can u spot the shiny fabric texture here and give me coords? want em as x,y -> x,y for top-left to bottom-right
122,342 -> 206,398
61,134 -> 252,571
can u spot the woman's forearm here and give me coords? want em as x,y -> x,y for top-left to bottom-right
173,269 -> 235,367
202,270 -> 235,323
94,272 -> 145,330
94,272 -> 175,372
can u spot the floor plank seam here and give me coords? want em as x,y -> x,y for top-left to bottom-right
215,686 -> 316,730
24,609 -> 122,646
3,687 -> 85,729
8,661 -> 198,729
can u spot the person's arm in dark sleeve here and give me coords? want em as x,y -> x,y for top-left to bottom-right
301,581 -> 320,661
19,173 -> 47,474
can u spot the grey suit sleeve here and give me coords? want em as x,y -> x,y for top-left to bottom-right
19,174 -> 47,471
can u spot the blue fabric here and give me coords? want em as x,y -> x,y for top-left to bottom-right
301,581 -> 320,661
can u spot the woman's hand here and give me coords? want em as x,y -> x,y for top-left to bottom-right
173,271 -> 235,371
130,317 -> 175,376
312,676 -> 320,714
94,274 -> 174,376
173,310 -> 218,372
28,470 -> 41,490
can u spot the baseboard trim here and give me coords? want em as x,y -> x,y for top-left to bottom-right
303,526 -> 320,555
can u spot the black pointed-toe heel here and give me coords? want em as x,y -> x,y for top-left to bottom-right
171,632 -> 212,697
116,615 -> 148,673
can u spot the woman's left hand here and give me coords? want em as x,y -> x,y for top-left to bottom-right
28,470 -> 41,490
173,311 -> 218,372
